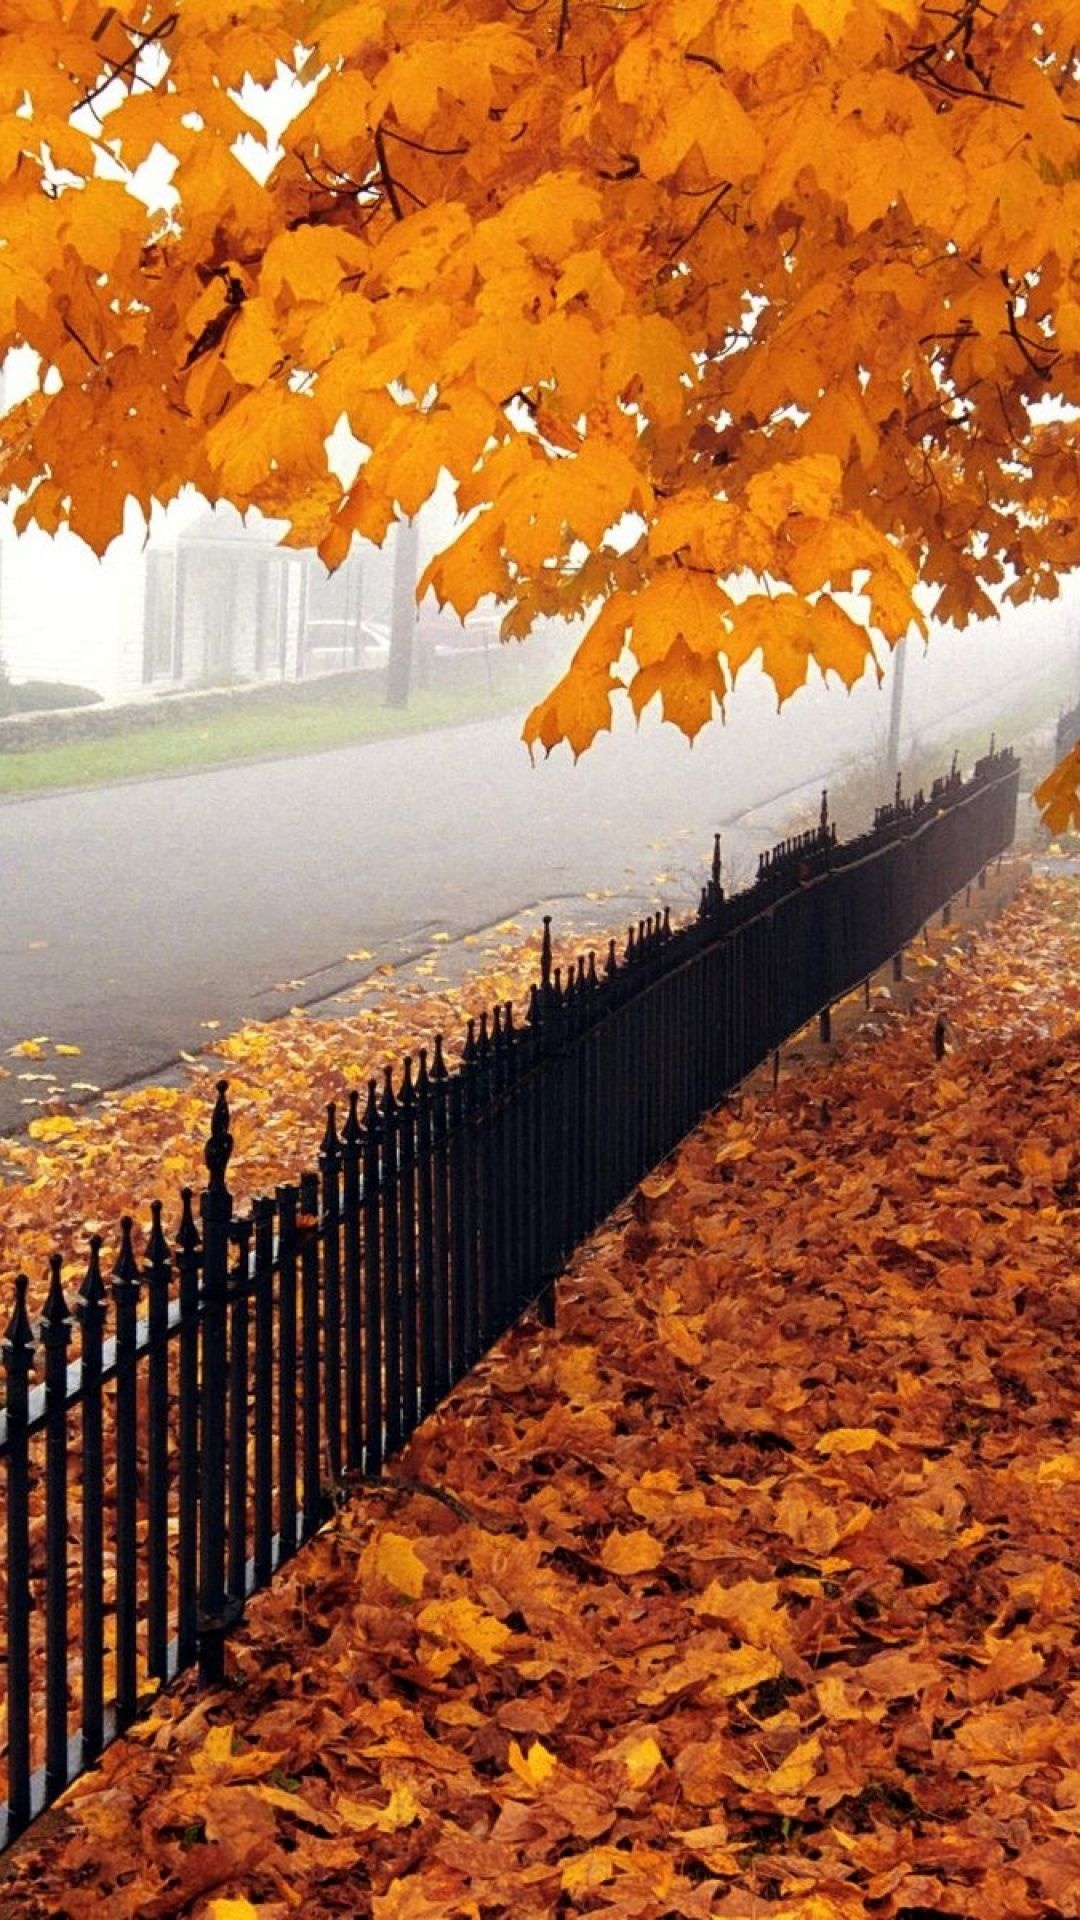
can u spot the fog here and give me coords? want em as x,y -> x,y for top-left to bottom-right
0,548 -> 1074,1134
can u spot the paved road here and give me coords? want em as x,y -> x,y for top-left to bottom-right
0,675 -> 992,1135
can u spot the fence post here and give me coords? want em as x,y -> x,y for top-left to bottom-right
340,1090 -> 363,1473
3,1275 -> 34,1835
175,1192 -> 201,1667
112,1218 -> 141,1727
199,1079 -> 235,1686
319,1104 -> 344,1490
397,1059 -> 419,1439
41,1258 -> 72,1801
536,919 -> 560,1328
145,1202 -> 171,1682
77,1239 -> 107,1758
361,1078 -> 384,1473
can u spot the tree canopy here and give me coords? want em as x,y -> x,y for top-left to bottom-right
2,0 -> 1080,801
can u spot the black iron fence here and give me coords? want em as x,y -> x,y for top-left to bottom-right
0,746 -> 1019,1845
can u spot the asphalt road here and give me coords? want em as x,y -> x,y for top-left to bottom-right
0,694 -> 902,1135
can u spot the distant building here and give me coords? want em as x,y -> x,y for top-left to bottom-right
140,504 -> 381,692
0,495 -> 395,703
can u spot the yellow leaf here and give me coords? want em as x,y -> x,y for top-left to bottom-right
691,1579 -> 794,1657
815,1426 -> 896,1455
766,1732 -> 823,1800
53,1043 -> 82,1057
676,1823 -> 744,1874
223,298 -> 284,389
1035,744 -> 1080,833
746,453 -> 844,523
416,1597 -> 512,1666
205,388 -> 328,501
207,1902 -> 261,1920
338,1783 -> 424,1832
365,1528 -> 427,1599
623,1734 -> 663,1788
561,1846 -> 622,1892
599,1529 -> 665,1575
203,1725 -> 236,1765
508,1738 -> 558,1788
27,1115 -> 78,1142
701,1645 -> 783,1700
1035,1453 -> 1080,1485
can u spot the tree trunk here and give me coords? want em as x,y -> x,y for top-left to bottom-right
385,517 -> 420,709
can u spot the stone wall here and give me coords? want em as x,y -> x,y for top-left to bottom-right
0,669 -> 386,754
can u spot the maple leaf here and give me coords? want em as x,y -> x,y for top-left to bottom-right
0,0 -> 1076,759
416,1596 -> 512,1666
599,1528 -> 664,1575
507,1738 -> 558,1788
1035,744 -> 1080,833
362,1527 -> 428,1599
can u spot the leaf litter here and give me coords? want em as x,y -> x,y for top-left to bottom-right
3,876 -> 1080,1916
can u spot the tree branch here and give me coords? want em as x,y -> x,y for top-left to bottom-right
373,123 -> 405,221
75,10 -> 178,114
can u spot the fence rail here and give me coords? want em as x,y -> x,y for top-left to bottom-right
0,746 -> 1020,1846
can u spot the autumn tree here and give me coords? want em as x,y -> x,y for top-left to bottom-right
2,0 -> 1080,808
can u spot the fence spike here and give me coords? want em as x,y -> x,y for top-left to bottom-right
820,789 -> 829,836
41,1255 -> 71,1342
400,1055 -> 417,1109
3,1273 -> 34,1368
320,1100 -> 341,1164
204,1079 -> 233,1192
342,1088 -> 362,1147
146,1198 -> 169,1271
464,1016 -> 478,1066
113,1216 -> 140,1294
606,937 -> 618,977
363,1075 -> 381,1132
477,1009 -> 491,1060
587,950 -> 598,987
177,1186 -> 200,1253
416,1047 -> 431,1098
540,914 -> 553,991
662,907 -> 672,939
78,1235 -> 107,1319
381,1061 -> 398,1118
712,832 -> 722,889
432,1033 -> 448,1080
504,998 -> 516,1037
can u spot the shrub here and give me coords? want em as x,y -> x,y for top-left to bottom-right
9,679 -> 104,713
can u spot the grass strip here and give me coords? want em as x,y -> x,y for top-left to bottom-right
0,680 -> 527,796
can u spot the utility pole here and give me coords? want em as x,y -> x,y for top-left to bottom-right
385,516 -> 420,709
885,631 -> 908,796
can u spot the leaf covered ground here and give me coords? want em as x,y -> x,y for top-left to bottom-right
0,915 -> 586,1294
6,871 -> 1080,1920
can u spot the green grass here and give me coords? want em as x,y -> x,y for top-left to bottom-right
0,681 -> 531,796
